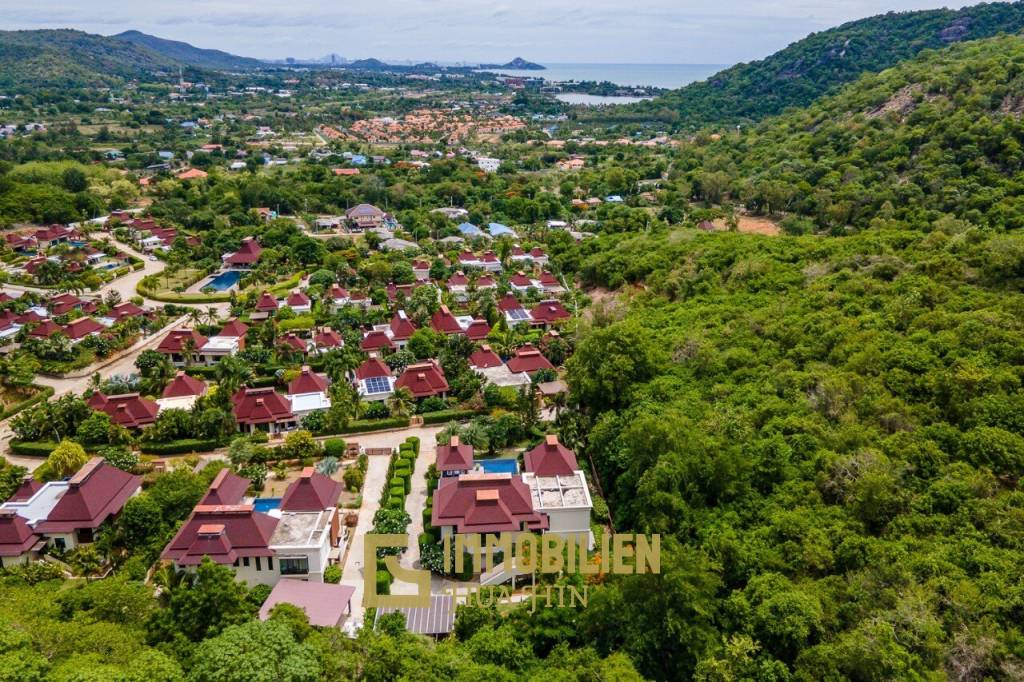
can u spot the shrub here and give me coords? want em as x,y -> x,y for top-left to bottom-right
343,466 -> 364,492
376,558 -> 388,573
323,564 -> 342,584
407,437 -> 420,456
390,476 -> 405,490
386,497 -> 404,510
9,441 -> 58,457
375,570 -> 391,595
389,485 -> 405,499
422,507 -> 433,526
418,532 -> 433,547
362,401 -> 390,420
323,438 -> 346,458
420,409 -> 479,425
402,474 -> 411,495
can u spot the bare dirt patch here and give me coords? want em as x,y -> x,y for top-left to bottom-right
712,216 -> 781,236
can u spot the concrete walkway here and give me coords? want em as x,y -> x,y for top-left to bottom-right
391,430 -> 437,595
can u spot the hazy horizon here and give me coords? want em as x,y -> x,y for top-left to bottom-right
0,1 -> 989,65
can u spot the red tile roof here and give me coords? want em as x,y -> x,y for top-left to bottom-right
469,345 -> 503,369
232,387 -> 295,425
361,330 -> 395,352
389,311 -> 417,340
497,292 -> 524,312
430,305 -> 463,335
107,302 -> 146,322
200,469 -> 250,506
35,458 -> 142,533
255,291 -> 278,312
279,333 -> 308,354
88,392 -> 159,428
0,510 -> 41,557
49,293 -> 90,316
436,436 -> 474,473
162,371 -> 208,398
63,317 -> 103,340
464,318 -> 491,341
328,284 -> 350,301
313,327 -> 343,349
431,474 -> 547,534
395,360 -> 449,398
280,467 -> 342,512
447,272 -> 468,287
288,367 -> 329,395
509,272 -> 533,287
217,319 -> 249,338
530,299 -> 571,324
158,329 -> 209,354
524,435 -> 580,476
506,345 -> 555,375
355,357 -> 392,380
6,476 -> 42,503
286,290 -> 310,307
161,504 -> 278,566
27,319 -> 62,339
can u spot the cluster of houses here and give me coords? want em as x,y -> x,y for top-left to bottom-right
0,290 -> 147,347
3,225 -> 135,282
431,434 -> 594,565
107,210 -> 192,252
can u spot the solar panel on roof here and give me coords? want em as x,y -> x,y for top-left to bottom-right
364,376 -> 391,395
508,309 -> 530,321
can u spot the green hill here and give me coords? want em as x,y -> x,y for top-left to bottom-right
112,30 -> 265,71
0,29 -> 179,89
636,1 -> 1024,127
677,33 -> 1024,233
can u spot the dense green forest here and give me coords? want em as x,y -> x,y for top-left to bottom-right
671,34 -> 1024,235
557,224 -> 1024,680
112,31 -> 264,71
628,1 -> 1024,128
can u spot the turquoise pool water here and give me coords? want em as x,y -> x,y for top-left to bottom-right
476,458 -> 518,474
205,270 -> 242,291
252,497 -> 282,513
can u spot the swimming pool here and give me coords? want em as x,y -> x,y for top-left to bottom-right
476,458 -> 518,474
204,270 -> 243,291
252,497 -> 282,513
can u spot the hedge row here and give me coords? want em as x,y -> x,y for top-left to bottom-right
139,438 -> 223,455
137,283 -> 231,304
419,409 -> 479,425
0,385 -> 54,421
9,441 -> 59,457
334,417 -> 410,435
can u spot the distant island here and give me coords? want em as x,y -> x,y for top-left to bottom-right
480,57 -> 545,70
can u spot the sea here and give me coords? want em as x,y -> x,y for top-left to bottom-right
482,63 -> 726,90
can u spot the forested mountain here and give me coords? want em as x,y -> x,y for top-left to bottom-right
112,31 -> 265,71
559,223 -> 1024,679
674,34 -> 1024,233
634,1 -> 1024,127
0,29 -> 179,89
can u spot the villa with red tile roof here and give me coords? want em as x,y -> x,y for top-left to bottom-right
469,345 -> 503,369
431,474 -> 547,537
286,367 -> 331,418
223,237 -> 263,268
199,321 -> 246,364
524,435 -> 579,476
506,344 -> 555,375
385,310 -> 417,346
157,371 -> 208,412
49,293 -> 97,316
102,301 -> 146,324
157,328 -> 210,366
520,436 -> 594,548
285,290 -> 311,314
360,329 -> 395,355
255,291 -> 279,313
497,293 -> 531,326
465,318 -> 491,341
354,357 -> 395,401
27,319 -> 63,339
313,327 -> 343,352
232,387 -> 297,435
217,319 -> 250,338
0,510 -> 44,567
430,305 -> 463,335
278,333 -> 310,356
200,469 -> 250,506
345,203 -> 386,231
395,360 -> 449,398
1,458 -> 141,552
88,392 -> 159,429
326,284 -> 350,310
530,299 -> 571,327
436,436 -> 474,477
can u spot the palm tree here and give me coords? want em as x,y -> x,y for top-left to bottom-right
386,387 -> 415,418
205,307 -> 220,326
187,308 -> 202,328
215,356 -> 254,397
181,336 -> 198,367
153,564 -> 195,606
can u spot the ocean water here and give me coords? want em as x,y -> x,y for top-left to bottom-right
555,93 -> 652,106
482,63 -> 726,89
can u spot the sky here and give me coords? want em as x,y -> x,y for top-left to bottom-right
1,0 -> 984,65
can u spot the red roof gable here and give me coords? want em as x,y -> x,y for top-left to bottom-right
217,319 -> 249,338
361,330 -> 395,352
161,504 -> 278,565
279,333 -> 308,353
232,387 -> 295,425
107,302 -> 146,321
524,435 -> 579,476
28,320 -> 63,339
447,272 -> 469,287
89,392 -> 159,428
158,329 -> 209,354
280,467 -> 342,512
288,367 -> 329,395
430,305 -> 463,335
469,345 -> 503,369
313,327 -> 343,349
0,510 -> 41,557
355,357 -> 392,380
6,476 -> 42,503
200,469 -> 250,506
328,284 -> 349,301
286,290 -> 310,307
35,458 -> 142,533
530,299 -> 570,324
255,291 -> 279,312
162,371 -> 208,398
497,292 -> 524,312
63,317 -> 103,340
436,436 -> 474,472
464,318 -> 491,341
431,474 -> 546,534
395,360 -> 449,398
506,345 -> 555,375
389,311 -> 417,340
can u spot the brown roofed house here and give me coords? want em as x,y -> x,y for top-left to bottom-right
395,360 -> 449,398
523,435 -> 579,476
